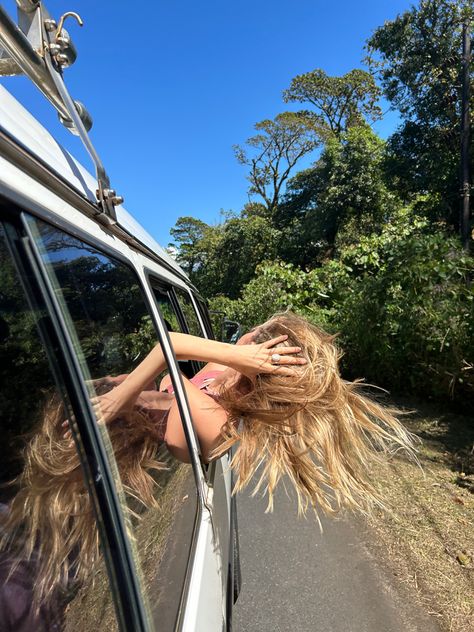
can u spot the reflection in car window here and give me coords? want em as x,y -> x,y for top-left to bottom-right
174,288 -> 205,338
153,285 -> 181,333
172,288 -> 206,372
0,223 -> 121,631
197,298 -> 215,339
23,216 -> 197,631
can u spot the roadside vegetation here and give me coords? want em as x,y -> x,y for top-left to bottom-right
368,399 -> 474,632
168,2 -> 473,629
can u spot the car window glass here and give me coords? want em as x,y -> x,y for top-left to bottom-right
0,222 -> 122,631
152,285 -> 197,378
197,298 -> 215,339
153,285 -> 181,332
24,216 -> 197,631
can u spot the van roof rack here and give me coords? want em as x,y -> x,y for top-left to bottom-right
0,1 -> 122,222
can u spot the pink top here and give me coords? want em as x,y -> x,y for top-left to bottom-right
164,370 -> 223,396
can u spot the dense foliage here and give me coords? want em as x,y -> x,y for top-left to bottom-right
366,0 -> 473,228
169,0 -> 474,405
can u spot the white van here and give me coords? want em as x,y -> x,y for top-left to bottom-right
0,3 -> 240,631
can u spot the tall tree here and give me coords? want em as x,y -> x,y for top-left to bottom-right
278,125 -> 398,262
366,0 -> 473,229
233,111 -> 320,215
210,215 -> 281,298
283,68 -> 382,140
168,216 -> 210,275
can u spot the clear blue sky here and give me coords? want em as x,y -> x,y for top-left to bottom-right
2,0 -> 414,246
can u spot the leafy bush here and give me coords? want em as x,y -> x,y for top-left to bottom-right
209,261 -> 333,333
210,208 -> 474,404
335,231 -> 474,401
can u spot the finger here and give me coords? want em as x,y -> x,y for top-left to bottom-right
263,335 -> 288,348
272,346 -> 302,355
276,356 -> 307,365
91,398 -> 105,413
262,359 -> 302,373
272,366 -> 300,376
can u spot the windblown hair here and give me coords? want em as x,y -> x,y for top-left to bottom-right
214,312 -> 416,516
0,381 -> 165,611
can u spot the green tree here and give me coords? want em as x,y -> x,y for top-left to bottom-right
168,216 -> 210,275
209,260 -> 331,332
283,68 -> 382,140
169,212 -> 281,299
233,111 -> 320,215
203,215 -> 281,299
209,208 -> 474,404
366,0 -> 473,228
332,220 -> 474,402
278,125 -> 398,263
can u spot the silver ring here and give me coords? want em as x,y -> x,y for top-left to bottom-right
271,353 -> 281,364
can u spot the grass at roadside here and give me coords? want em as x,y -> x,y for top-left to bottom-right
366,397 -> 474,632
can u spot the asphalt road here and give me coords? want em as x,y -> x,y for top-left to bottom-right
233,482 -> 440,632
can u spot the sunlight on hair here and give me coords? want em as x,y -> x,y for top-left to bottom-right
213,312 -> 418,520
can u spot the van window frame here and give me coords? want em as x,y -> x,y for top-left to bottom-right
145,272 -> 231,487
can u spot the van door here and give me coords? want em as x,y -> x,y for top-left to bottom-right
0,207 -> 210,631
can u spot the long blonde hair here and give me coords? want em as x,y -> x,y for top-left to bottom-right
0,382 -> 165,611
214,312 -> 416,516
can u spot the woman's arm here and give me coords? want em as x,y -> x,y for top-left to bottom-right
95,334 -> 231,421
94,332 -> 304,424
93,344 -> 168,423
190,328 -> 260,381
170,332 -> 303,376
91,333 -> 230,420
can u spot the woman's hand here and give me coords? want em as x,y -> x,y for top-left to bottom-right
235,329 -> 259,346
90,388 -> 130,426
62,387 -> 128,438
228,335 -> 306,378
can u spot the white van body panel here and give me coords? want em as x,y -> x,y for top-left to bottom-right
181,507 -> 226,632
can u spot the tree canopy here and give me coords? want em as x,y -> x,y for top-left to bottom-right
366,0 -> 474,228
169,216 -> 210,275
283,68 -> 382,139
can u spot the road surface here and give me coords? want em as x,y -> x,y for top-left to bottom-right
233,482 -> 440,632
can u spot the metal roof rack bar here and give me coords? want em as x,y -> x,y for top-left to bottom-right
0,4 -> 71,122
0,1 -> 123,221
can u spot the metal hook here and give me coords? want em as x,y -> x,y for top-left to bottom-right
55,11 -> 83,38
